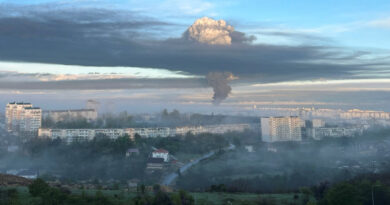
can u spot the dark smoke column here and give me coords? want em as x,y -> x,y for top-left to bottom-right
207,72 -> 236,105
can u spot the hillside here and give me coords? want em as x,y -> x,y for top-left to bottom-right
0,174 -> 32,186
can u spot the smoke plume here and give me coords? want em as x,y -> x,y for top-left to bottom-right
206,72 -> 236,105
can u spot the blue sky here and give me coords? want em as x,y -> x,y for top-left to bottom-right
2,0 -> 390,49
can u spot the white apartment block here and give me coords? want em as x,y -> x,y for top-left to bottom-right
312,119 -> 325,128
261,116 -> 302,142
307,127 -> 364,140
340,109 -> 390,120
38,128 -> 133,144
175,124 -> 252,136
6,102 -> 42,135
38,123 -> 254,144
43,109 -> 98,122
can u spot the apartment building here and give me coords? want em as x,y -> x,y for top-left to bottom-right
38,123 -> 254,144
261,116 -> 302,142
6,102 -> 42,135
312,119 -> 326,128
307,126 -> 364,140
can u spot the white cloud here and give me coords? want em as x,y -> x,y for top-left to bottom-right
0,61 -> 200,81
367,17 -> 390,28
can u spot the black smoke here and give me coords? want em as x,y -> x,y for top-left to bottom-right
207,72 -> 235,105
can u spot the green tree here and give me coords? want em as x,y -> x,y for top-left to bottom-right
28,178 -> 50,197
0,188 -> 20,205
323,183 -> 362,205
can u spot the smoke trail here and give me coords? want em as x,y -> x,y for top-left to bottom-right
206,72 -> 236,105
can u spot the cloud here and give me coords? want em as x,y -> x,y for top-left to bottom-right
0,61 -> 199,81
184,17 -> 256,45
0,4 -> 389,90
0,78 -> 207,90
367,17 -> 390,29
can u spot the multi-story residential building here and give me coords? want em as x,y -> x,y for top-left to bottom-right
312,119 -> 326,128
261,116 -> 302,142
6,102 -> 42,135
307,126 -> 364,140
340,109 -> 390,120
6,102 -> 32,132
20,107 -> 42,135
38,123 -> 254,144
43,109 -> 98,123
131,127 -> 174,138
38,128 -> 133,144
175,124 -> 253,136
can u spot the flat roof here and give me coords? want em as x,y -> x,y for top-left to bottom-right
8,102 -> 32,105
44,109 -> 96,113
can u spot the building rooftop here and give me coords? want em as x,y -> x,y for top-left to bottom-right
44,109 -> 96,113
153,149 -> 169,153
262,116 -> 299,118
8,102 -> 32,105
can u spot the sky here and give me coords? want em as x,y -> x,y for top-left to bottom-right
0,0 -> 389,113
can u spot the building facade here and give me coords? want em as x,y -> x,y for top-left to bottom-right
312,119 -> 326,128
307,127 -> 364,140
6,102 -> 42,135
261,116 -> 302,142
152,149 -> 169,162
38,123 -> 254,144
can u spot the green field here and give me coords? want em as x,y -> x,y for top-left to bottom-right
192,192 -> 313,205
6,186 -> 314,205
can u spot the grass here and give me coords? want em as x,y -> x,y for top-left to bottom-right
8,186 -> 314,205
192,192 -> 312,205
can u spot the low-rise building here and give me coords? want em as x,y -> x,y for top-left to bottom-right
152,149 -> 169,162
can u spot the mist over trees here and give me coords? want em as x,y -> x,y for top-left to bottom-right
42,109 -> 259,129
177,128 -> 390,194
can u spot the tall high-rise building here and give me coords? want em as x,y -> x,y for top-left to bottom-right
6,102 -> 42,135
261,116 -> 302,142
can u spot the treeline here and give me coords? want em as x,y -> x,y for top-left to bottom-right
201,172 -> 390,205
315,172 -> 390,205
140,132 -> 230,155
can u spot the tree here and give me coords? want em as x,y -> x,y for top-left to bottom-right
0,188 -> 20,205
322,183 -> 362,205
28,178 -> 50,197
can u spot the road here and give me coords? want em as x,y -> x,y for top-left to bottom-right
161,144 -> 235,186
